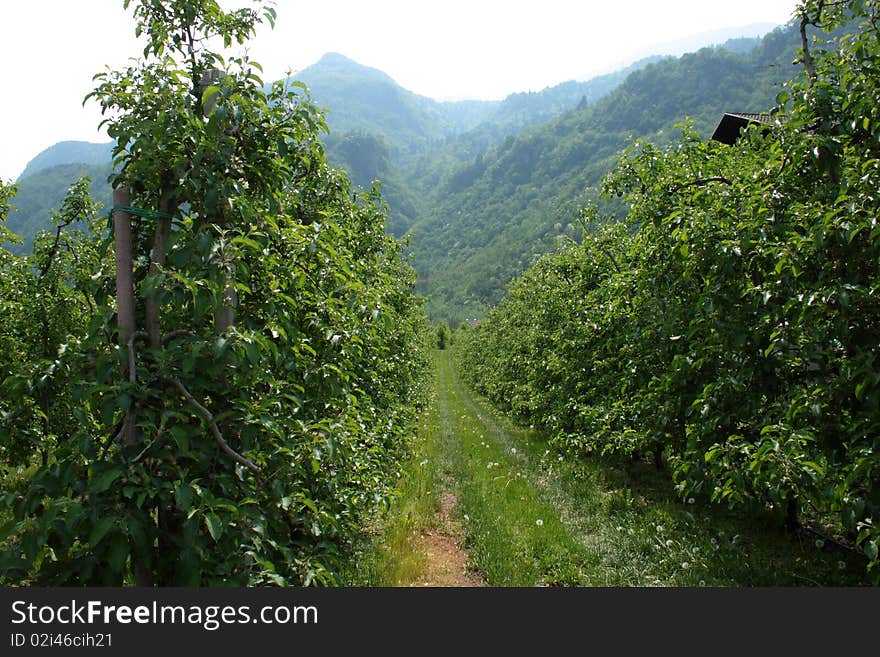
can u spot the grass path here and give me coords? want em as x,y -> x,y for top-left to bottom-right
345,350 -> 867,586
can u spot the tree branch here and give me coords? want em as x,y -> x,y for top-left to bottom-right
800,16 -> 818,85
597,244 -> 621,274
161,329 -> 194,345
668,176 -> 732,194
113,329 -> 149,447
127,331 -> 148,384
145,198 -> 173,349
166,377 -> 262,476
37,218 -> 73,282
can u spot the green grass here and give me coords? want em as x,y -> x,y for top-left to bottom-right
338,352 -> 450,586
344,349 -> 869,586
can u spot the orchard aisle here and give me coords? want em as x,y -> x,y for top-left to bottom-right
394,350 -> 867,586
429,349 -> 607,586
350,350 -> 867,586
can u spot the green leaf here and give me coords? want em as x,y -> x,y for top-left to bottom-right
201,85 -> 221,116
175,483 -> 193,511
232,236 -> 262,251
127,515 -> 147,550
140,273 -> 166,301
170,425 -> 191,452
89,517 -> 115,547
92,466 -> 124,494
855,377 -> 874,401
107,533 -> 130,572
245,340 -> 260,365
204,513 -> 223,541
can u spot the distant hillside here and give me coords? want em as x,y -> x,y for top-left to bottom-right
293,52 -> 642,163
403,56 -> 667,196
473,56 -> 668,145
5,23 -> 797,308
9,49 -> 644,249
285,52 -> 642,236
6,162 -> 112,253
293,53 -> 468,160
411,23 -> 804,325
17,141 -> 113,181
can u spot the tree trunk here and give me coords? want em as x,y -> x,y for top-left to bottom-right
113,189 -> 137,445
145,198 -> 173,349
214,282 -> 237,334
113,188 -> 153,587
785,497 -> 800,533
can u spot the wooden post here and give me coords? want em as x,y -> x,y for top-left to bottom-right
214,284 -> 237,334
113,188 -> 136,351
113,188 -> 138,449
113,187 -> 154,587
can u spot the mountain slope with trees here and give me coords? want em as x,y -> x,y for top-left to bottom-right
6,163 -> 113,253
5,27 -> 800,316
6,49 -> 644,249
17,141 -> 114,181
411,24 -> 804,325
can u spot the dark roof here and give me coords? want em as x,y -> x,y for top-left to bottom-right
711,112 -> 776,145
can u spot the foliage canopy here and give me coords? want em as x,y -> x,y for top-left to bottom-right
457,0 -> 880,580
0,0 -> 428,586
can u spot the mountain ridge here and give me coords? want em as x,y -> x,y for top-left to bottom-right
408,21 -> 805,324
6,22 -> 799,310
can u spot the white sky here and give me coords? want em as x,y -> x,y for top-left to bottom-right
0,0 -> 800,181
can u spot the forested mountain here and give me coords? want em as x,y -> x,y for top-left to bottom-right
5,142 -> 114,253
412,23 -> 804,324
293,52 -> 657,164
6,50 -> 637,247
5,24 -> 797,317
293,52 -> 480,160
6,163 -> 113,253
17,140 -> 113,180
294,52 -> 651,236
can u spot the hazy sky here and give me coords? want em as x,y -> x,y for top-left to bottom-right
0,0 -> 800,181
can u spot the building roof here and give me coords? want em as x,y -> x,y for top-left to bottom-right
711,112 -> 776,145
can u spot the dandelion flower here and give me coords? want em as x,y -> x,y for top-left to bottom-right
681,562 -> 689,570
535,519 -> 544,527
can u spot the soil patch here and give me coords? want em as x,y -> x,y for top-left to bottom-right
412,492 -> 483,587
